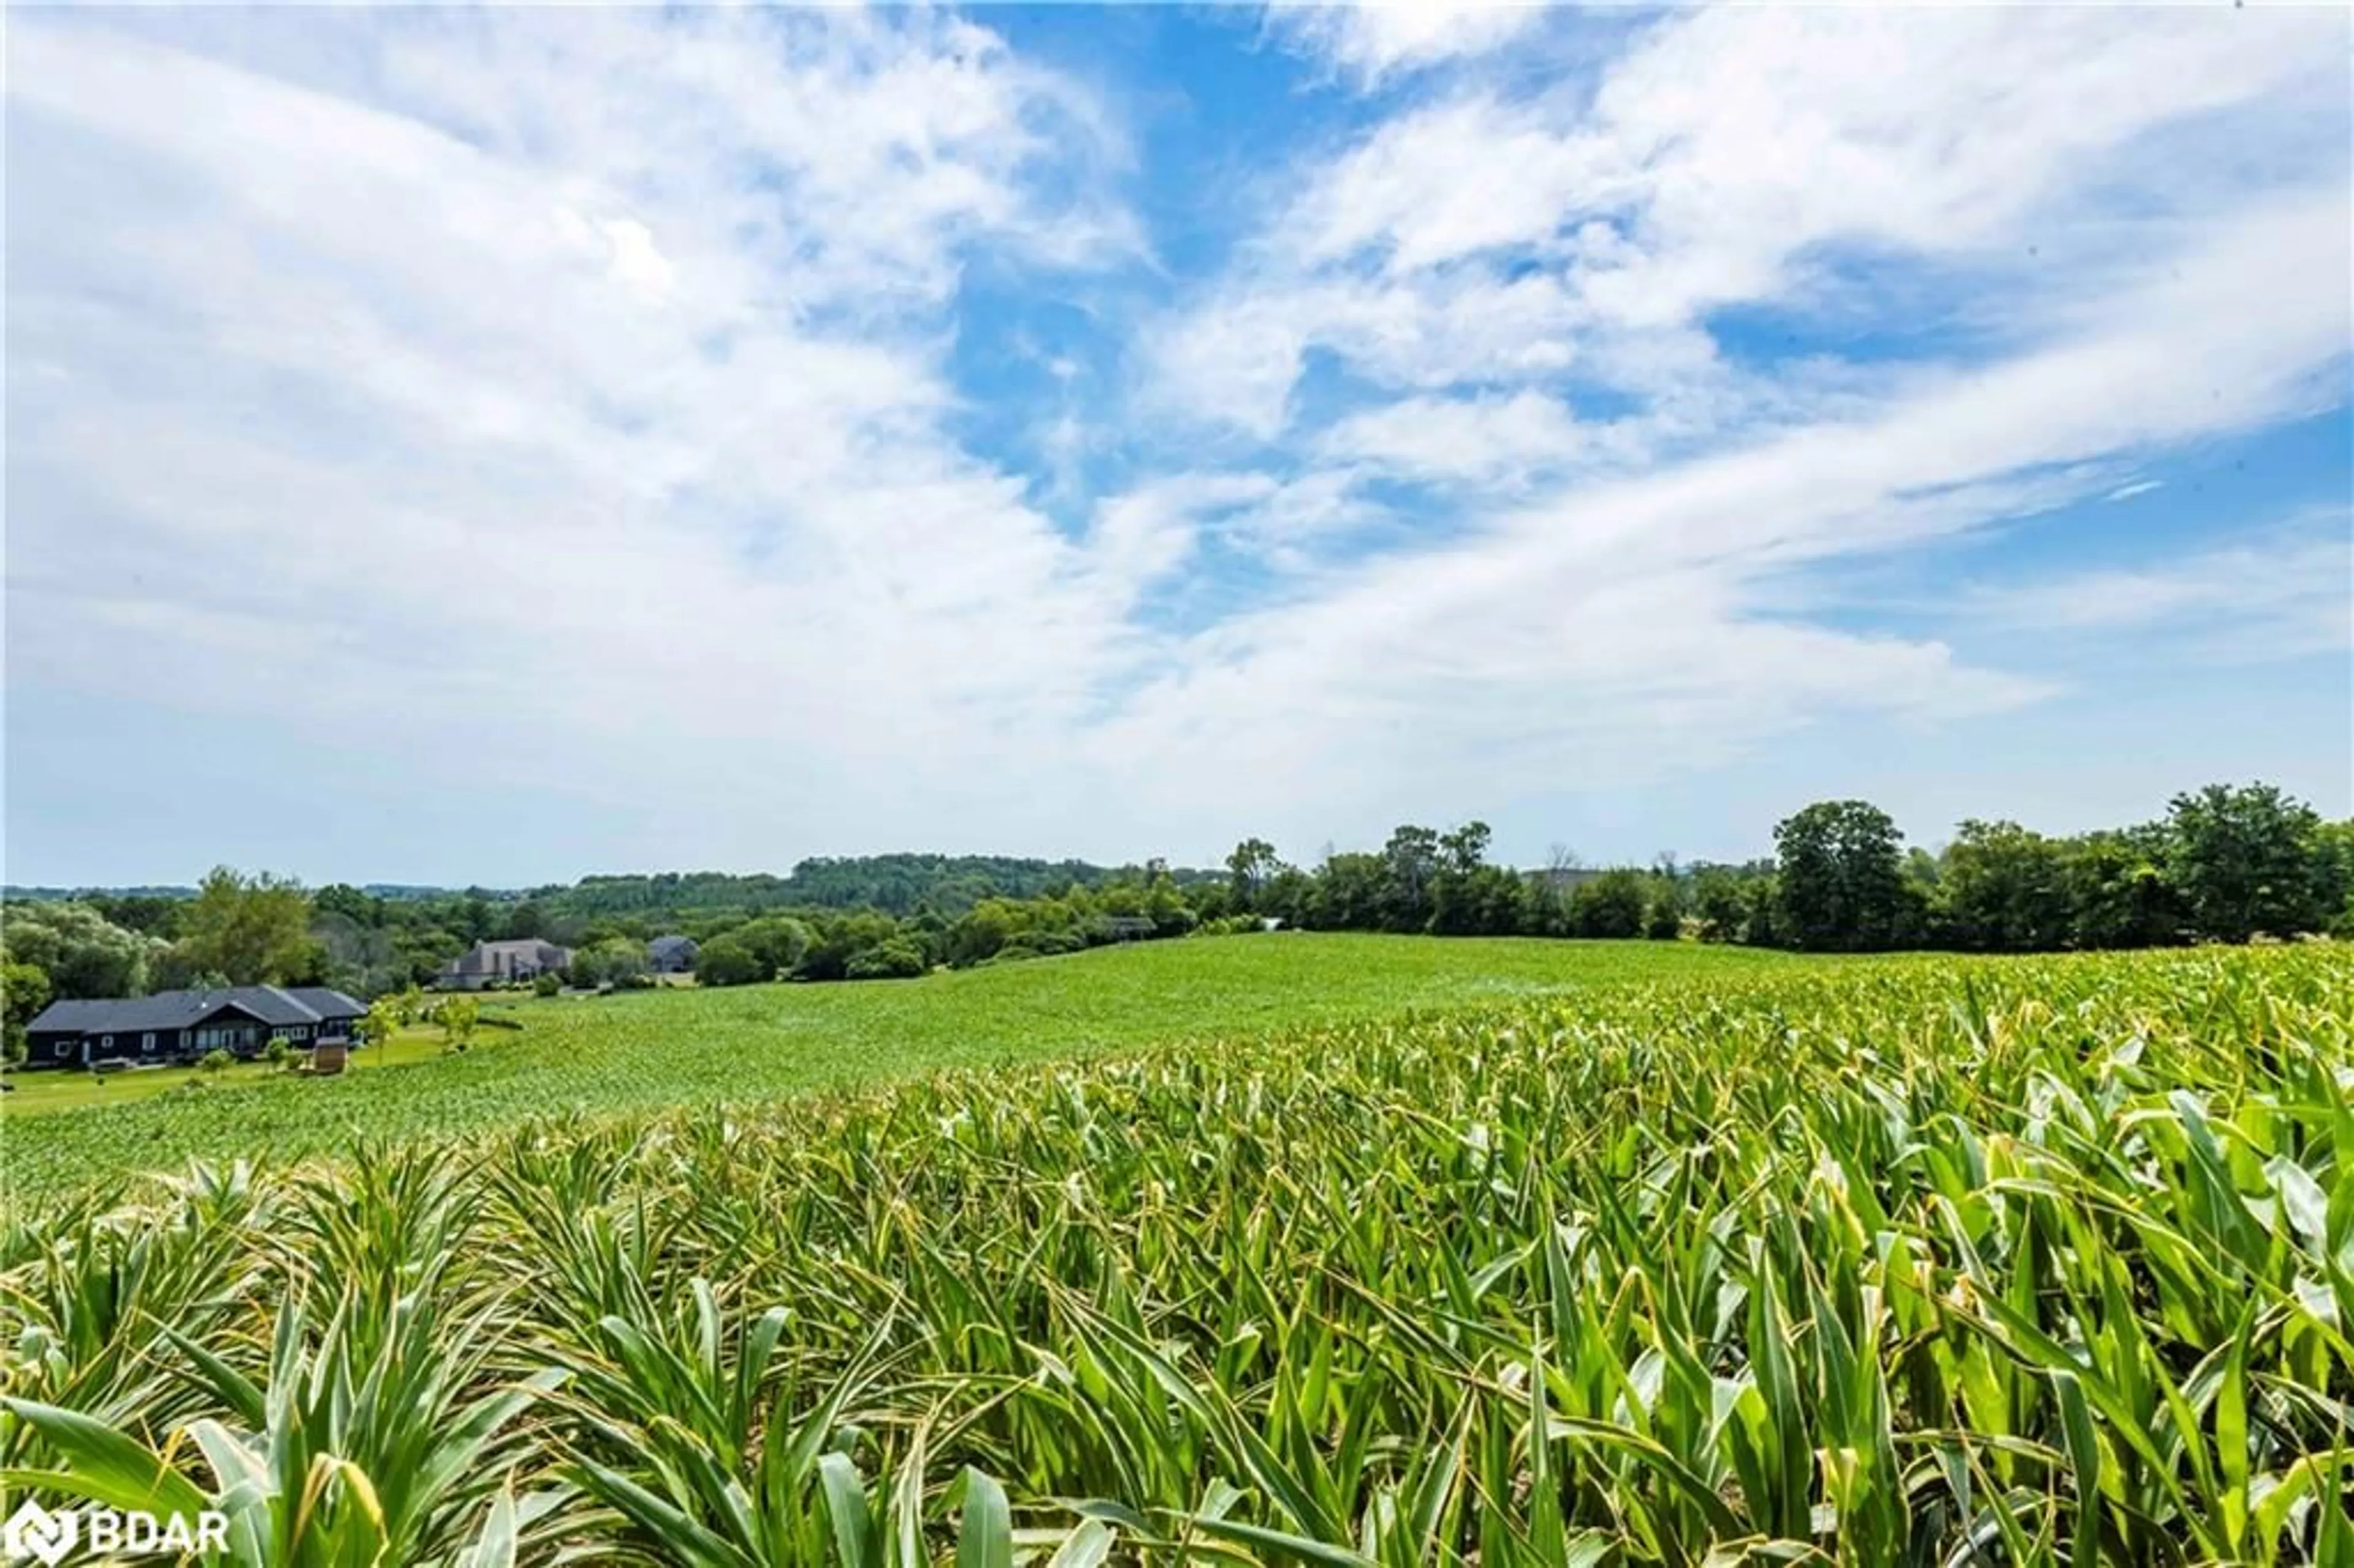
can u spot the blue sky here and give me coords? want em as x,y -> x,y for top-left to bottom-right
6,4 -> 2348,888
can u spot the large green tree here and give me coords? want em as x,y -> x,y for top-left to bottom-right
2059,826 -> 2181,949
1941,820 -> 2071,951
172,867 -> 321,986
736,916 -> 813,978
1378,826 -> 1444,932
1568,870 -> 1648,938
1224,839 -> 1280,910
2164,783 -> 2328,940
1316,853 -> 1387,931
694,934 -> 766,987
0,902 -> 166,998
1772,801 -> 1918,951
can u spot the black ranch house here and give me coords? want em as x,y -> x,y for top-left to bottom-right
23,985 -> 366,1070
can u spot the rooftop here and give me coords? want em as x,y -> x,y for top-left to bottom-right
26,984 -> 365,1037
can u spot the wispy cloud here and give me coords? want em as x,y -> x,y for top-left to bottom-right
1957,509 -> 2351,661
1150,7 -> 2344,439
1095,191 -> 2348,819
1263,2 -> 1545,87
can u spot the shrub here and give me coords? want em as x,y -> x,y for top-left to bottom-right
844,938 -> 928,980
801,913 -> 906,981
440,997 -> 480,1053
695,933 -> 766,987
533,972 -> 562,997
568,938 -> 650,990
264,1038 -> 292,1069
197,1048 -> 234,1075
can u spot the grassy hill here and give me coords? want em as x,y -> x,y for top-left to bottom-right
3,934 -> 1813,1193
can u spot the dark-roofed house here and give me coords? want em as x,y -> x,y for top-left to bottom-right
436,938 -> 574,990
647,935 -> 698,975
21,985 -> 367,1071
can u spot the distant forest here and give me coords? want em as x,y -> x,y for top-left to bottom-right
4,853 -> 1221,919
547,855 -> 1224,919
4,782 -> 2347,1051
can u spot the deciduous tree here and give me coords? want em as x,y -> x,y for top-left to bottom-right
3,961 -> 53,1061
0,902 -> 165,998
695,934 -> 766,987
1772,801 -> 1918,951
174,867 -> 319,985
2164,782 -> 2326,940
1942,820 -> 2071,951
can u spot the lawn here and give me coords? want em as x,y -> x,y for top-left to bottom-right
1,934 -> 1813,1195
0,1027 -> 451,1114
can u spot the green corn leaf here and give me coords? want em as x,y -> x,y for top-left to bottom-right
958,1467 -> 1013,1568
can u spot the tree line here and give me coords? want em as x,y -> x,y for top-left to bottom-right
1199,783 -> 2349,954
4,781 -> 2345,1054
554,855 -> 1219,920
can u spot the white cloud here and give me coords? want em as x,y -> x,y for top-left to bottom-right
1317,391 -> 1607,487
1151,5 -> 2345,436
6,10 -> 1157,843
5,7 -> 2347,875
1091,191 -> 2350,836
1267,2 -> 1544,86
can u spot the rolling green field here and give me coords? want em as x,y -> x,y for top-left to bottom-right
1,943 -> 2345,1564
2,935 -> 1807,1194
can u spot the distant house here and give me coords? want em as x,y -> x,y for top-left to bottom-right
647,935 -> 698,975
22,985 -> 365,1071
438,938 -> 574,989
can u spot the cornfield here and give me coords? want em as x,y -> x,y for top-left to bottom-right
3,946 -> 2349,1564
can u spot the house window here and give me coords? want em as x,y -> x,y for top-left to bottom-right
142,1033 -> 156,1053
293,1026 -> 309,1040
101,1035 -> 114,1051
53,1041 -> 68,1059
